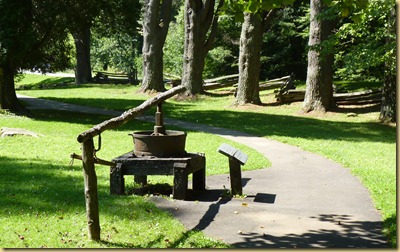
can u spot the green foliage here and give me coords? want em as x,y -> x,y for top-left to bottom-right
204,46 -> 235,78
260,3 -> 309,80
334,0 -> 395,81
206,15 -> 241,77
91,33 -> 141,74
222,0 -> 296,21
323,0 -> 369,18
163,5 -> 185,77
0,0 -> 73,72
90,0 -> 142,74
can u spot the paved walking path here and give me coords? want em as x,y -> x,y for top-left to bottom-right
17,94 -> 388,248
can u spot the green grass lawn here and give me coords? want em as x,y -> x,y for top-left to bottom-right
12,74 -> 397,247
2,110 -> 256,248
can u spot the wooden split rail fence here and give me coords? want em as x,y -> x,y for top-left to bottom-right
165,73 -> 294,95
276,88 -> 382,105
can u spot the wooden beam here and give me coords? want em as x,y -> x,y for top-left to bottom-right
333,89 -> 382,98
71,153 -> 115,167
77,85 -> 186,143
203,73 -> 239,83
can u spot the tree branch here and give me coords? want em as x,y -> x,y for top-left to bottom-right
261,8 -> 278,31
160,0 -> 173,39
204,0 -> 224,52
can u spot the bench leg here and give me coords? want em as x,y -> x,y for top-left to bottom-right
192,168 -> 206,191
192,156 -> 206,191
110,163 -> 124,195
173,163 -> 188,200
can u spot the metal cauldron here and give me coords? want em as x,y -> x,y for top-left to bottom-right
130,130 -> 187,157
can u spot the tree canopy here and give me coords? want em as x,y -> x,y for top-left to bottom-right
0,0 -> 72,112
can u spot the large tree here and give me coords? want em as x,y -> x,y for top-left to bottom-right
182,0 -> 224,96
140,0 -> 173,92
235,10 -> 276,105
65,0 -> 101,84
302,0 -> 372,113
0,0 -> 72,113
379,2 -> 396,122
222,0 -> 295,105
302,0 -> 336,112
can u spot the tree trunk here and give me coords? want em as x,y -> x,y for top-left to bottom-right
182,0 -> 223,96
235,12 -> 263,105
0,61 -> 26,113
302,0 -> 335,113
140,0 -> 172,93
73,24 -> 92,85
379,5 -> 396,123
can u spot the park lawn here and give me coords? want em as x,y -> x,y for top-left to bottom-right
16,75 -> 396,247
0,110 -> 228,248
0,110 -> 267,248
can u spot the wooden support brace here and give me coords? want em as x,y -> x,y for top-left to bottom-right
71,153 -> 115,167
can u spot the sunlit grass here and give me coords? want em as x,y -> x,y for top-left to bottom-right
16,74 -> 396,247
0,110 -> 237,248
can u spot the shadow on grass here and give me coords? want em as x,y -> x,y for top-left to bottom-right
0,155 -> 208,248
22,96 -> 395,145
166,109 -> 395,144
0,156 -> 88,213
26,109 -> 155,133
25,96 -> 195,117
16,77 -> 76,90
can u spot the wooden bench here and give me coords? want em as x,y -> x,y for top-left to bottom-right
111,152 -> 206,200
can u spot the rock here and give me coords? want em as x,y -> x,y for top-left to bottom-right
346,113 -> 358,117
0,127 -> 42,138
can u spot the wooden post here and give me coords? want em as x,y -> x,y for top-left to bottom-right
228,158 -> 243,195
82,138 -> 101,241
217,143 -> 249,196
